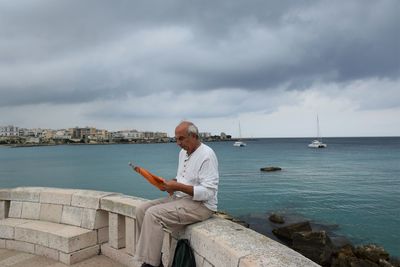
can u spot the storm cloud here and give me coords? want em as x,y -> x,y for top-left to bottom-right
0,0 -> 399,136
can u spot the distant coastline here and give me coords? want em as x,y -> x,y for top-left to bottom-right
0,136 -> 238,148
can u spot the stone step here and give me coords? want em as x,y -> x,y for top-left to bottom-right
0,249 -> 126,267
0,250 -> 37,266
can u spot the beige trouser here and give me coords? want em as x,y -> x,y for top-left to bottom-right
134,195 -> 213,266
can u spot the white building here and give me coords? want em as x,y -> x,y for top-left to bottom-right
112,130 -> 144,139
19,128 -> 44,137
199,132 -> 211,138
0,125 -> 19,137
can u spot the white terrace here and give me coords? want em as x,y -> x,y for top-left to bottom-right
0,187 -> 319,267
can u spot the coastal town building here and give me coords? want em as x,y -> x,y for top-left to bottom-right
18,128 -> 43,137
71,127 -> 97,140
199,132 -> 212,138
0,125 -> 19,136
220,132 -> 228,139
112,130 -> 143,140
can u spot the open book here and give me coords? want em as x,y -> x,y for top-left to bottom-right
129,162 -> 165,190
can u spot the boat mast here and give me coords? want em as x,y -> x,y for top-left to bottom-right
317,115 -> 321,142
238,122 -> 242,140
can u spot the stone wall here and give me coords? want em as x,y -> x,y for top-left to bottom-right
0,187 -> 320,267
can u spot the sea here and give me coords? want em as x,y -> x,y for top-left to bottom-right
0,137 -> 399,257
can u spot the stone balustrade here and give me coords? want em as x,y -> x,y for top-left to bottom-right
0,187 -> 320,267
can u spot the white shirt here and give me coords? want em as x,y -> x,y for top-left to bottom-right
175,143 -> 219,211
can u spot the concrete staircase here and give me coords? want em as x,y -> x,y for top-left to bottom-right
0,248 -> 125,267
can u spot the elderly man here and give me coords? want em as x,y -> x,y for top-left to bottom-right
135,121 -> 219,267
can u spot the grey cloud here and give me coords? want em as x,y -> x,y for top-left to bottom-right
0,0 -> 399,110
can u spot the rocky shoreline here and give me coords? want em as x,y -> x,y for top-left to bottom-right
216,211 -> 399,267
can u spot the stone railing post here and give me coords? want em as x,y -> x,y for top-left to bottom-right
0,200 -> 10,219
125,217 -> 136,255
109,212 -> 125,249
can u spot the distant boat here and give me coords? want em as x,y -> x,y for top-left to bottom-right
308,115 -> 327,148
233,122 -> 246,147
233,140 -> 246,147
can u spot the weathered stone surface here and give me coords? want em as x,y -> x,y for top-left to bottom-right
97,227 -> 109,244
15,226 -> 49,247
0,189 -> 11,200
61,205 -> 83,227
0,218 -> 30,239
8,201 -> 23,218
101,195 -> 148,218
1,187 -> 325,267
40,188 -> 75,205
49,227 -> 97,253
193,251 -> 205,267
9,187 -> 42,202
71,190 -> 116,209
213,211 -> 249,228
59,244 -> 100,265
292,230 -> 334,266
80,208 -> 108,230
0,201 -> 10,219
101,243 -> 141,267
0,239 -> 5,248
35,244 -> 59,261
81,208 -> 96,229
39,203 -> 63,223
190,218 -> 261,267
5,240 -> 35,254
272,221 -> 312,242
21,202 -> 41,220
9,219 -> 96,253
109,212 -> 125,249
0,221 -> 15,239
188,218 -> 320,267
203,259 -> 213,267
125,217 -> 136,256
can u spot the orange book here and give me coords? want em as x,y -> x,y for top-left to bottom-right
129,163 -> 165,190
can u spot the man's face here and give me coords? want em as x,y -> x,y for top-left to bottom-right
175,126 -> 195,152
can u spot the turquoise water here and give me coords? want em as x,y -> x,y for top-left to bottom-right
0,137 -> 399,256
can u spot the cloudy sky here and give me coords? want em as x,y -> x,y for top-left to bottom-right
0,0 -> 399,137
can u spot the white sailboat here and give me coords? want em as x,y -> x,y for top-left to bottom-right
308,115 -> 327,148
233,122 -> 246,147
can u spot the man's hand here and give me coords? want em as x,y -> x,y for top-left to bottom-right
160,179 -> 193,196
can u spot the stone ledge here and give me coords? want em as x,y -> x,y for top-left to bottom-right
101,195 -> 148,218
186,218 -> 320,267
1,218 -> 97,254
1,187 -> 321,267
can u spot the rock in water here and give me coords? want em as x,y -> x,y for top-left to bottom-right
272,221 -> 312,242
269,213 -> 285,224
292,230 -> 334,266
354,244 -> 390,264
260,166 -> 282,172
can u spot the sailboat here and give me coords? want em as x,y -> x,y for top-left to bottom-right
233,122 -> 247,147
308,115 -> 327,148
